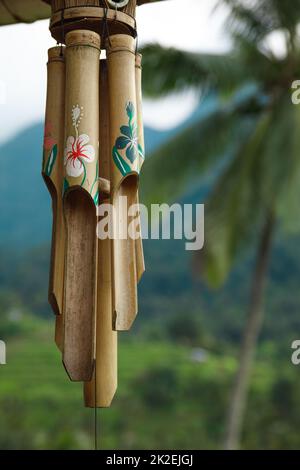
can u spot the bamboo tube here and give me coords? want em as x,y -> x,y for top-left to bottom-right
84,60 -> 118,407
107,34 -> 138,331
63,30 -> 100,381
134,52 -> 145,283
42,47 -> 66,352
55,311 -> 64,351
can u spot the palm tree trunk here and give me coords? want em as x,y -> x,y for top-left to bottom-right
224,210 -> 275,450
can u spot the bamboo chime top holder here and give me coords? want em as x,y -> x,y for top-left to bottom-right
43,0 -> 145,409
47,1 -> 138,44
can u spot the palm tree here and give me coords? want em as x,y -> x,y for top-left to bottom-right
140,0 -> 300,449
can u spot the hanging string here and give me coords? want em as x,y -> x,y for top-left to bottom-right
111,2 -> 137,39
102,6 -> 112,48
135,17 -> 138,54
94,357 -> 98,450
95,4 -> 109,452
60,7 -> 65,55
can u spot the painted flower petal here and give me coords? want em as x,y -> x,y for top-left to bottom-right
78,134 -> 90,146
126,143 -> 137,163
116,136 -> 130,149
66,157 -> 83,177
120,125 -> 132,139
66,136 -> 75,148
81,144 -> 95,162
64,136 -> 75,163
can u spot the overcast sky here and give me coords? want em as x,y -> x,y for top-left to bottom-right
0,0 -> 230,144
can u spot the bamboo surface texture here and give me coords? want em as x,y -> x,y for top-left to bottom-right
63,29 -> 100,381
55,311 -> 64,351
50,7 -> 136,44
84,60 -> 118,407
134,52 -> 145,283
42,47 -> 66,352
107,34 -> 138,331
44,0 -> 157,8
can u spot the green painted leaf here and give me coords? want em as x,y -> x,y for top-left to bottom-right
120,125 -> 131,139
126,102 -> 135,121
132,122 -> 138,136
80,161 -> 87,187
91,164 -> 99,206
128,121 -> 137,142
93,190 -> 99,206
63,178 -> 69,194
113,146 -> 131,176
45,144 -> 57,176
126,144 -> 137,163
90,161 -> 99,197
138,143 -> 145,160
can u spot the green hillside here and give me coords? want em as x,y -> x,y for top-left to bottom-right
1,316 -> 300,450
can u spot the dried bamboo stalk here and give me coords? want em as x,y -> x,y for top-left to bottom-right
63,30 -> 100,381
107,34 -> 138,331
55,312 -> 64,350
84,60 -> 117,407
42,46 -> 66,351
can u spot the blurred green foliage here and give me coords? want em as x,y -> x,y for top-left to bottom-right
0,239 -> 300,449
1,314 -> 300,449
0,231 -> 300,450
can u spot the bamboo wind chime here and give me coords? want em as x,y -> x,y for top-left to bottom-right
42,0 -> 145,407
